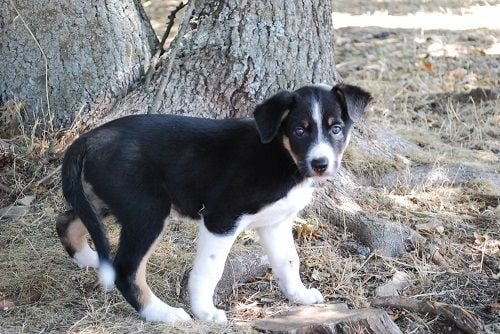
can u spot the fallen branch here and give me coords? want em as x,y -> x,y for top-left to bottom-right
370,296 -> 484,334
144,1 -> 187,87
149,0 -> 195,114
311,186 -> 449,266
34,165 -> 61,187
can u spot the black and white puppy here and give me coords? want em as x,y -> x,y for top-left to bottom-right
56,83 -> 371,323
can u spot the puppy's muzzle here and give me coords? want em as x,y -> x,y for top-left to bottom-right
310,157 -> 329,175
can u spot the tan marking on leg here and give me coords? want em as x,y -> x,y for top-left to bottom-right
136,237 -> 161,307
82,177 -> 109,214
65,218 -> 88,252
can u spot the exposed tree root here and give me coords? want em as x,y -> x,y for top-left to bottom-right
311,186 -> 448,266
371,296 -> 485,334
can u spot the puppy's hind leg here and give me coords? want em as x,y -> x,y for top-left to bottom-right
113,199 -> 191,323
56,210 -> 99,269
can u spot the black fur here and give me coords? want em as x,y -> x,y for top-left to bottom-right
254,90 -> 297,143
333,84 -> 373,123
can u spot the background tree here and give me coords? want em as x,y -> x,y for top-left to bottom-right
1,0 -> 336,126
0,0 -> 430,258
0,0 -> 157,126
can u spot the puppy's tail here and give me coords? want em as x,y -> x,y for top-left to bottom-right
62,136 -> 115,290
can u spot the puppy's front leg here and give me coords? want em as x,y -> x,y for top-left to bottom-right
188,222 -> 237,323
256,220 -> 324,304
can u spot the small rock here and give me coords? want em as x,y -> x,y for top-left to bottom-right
376,271 -> 410,297
18,195 -> 35,206
341,240 -> 371,256
0,205 -> 30,218
373,32 -> 391,40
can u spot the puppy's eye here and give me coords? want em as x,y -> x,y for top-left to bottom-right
294,127 -> 305,137
331,125 -> 342,135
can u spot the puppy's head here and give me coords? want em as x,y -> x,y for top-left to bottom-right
254,84 -> 372,178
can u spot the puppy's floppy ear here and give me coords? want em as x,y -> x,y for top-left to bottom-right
254,91 -> 296,144
332,84 -> 372,123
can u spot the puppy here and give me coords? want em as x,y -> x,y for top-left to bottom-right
56,83 -> 371,323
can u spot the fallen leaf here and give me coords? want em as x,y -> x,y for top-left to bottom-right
311,269 -> 331,281
485,304 -> 500,314
421,58 -> 433,72
474,232 -> 490,244
0,290 -> 41,309
294,223 -> 321,243
258,270 -> 273,282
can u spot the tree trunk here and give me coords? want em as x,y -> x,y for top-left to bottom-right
1,0 -> 425,259
0,0 -> 157,126
83,0 -> 337,129
153,0 -> 337,118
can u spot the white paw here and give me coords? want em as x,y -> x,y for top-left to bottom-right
73,243 -> 99,269
290,288 -> 324,305
97,261 -> 115,291
140,296 -> 192,323
193,306 -> 228,324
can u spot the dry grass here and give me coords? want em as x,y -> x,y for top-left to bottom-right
334,19 -> 499,333
1,0 -> 499,333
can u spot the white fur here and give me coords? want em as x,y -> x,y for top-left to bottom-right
240,179 -> 314,230
73,243 -> 99,269
140,294 -> 191,323
313,83 -> 333,91
188,181 -> 317,323
189,223 -> 236,323
312,100 -> 324,138
98,261 -> 116,291
308,142 -> 335,171
242,180 -> 323,305
256,220 -> 324,304
308,99 -> 336,175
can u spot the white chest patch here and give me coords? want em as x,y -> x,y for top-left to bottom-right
238,180 -> 314,231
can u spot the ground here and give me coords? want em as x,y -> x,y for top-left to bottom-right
1,0 -> 499,333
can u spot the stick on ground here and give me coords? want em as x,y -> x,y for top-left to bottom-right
371,296 -> 484,334
144,1 -> 187,87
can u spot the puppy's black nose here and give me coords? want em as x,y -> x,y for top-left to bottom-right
311,157 -> 329,174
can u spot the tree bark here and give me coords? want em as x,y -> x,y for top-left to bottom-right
85,0 -> 337,129
1,0 -> 425,259
0,0 -> 157,126
153,0 -> 337,118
